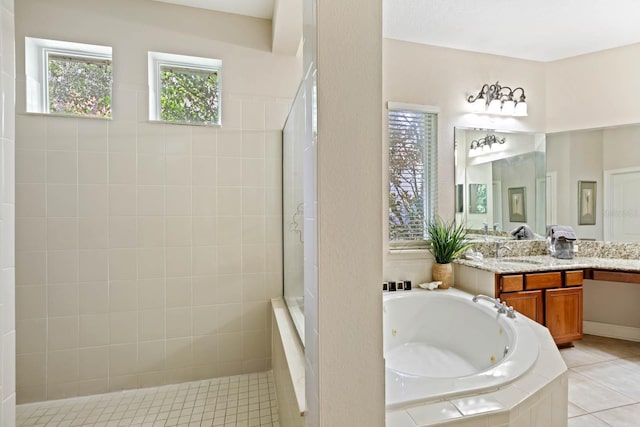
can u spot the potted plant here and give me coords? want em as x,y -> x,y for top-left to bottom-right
427,217 -> 474,289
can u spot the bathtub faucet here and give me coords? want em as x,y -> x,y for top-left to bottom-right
472,294 -> 516,318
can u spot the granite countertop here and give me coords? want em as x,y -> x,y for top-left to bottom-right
456,255 -> 640,274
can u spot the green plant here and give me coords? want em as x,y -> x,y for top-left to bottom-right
427,217 -> 474,264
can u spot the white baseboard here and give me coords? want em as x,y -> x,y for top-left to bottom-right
583,321 -> 640,342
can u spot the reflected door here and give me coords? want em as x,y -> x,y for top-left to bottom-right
605,167 -> 640,242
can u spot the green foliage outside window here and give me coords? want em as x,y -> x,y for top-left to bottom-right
48,55 -> 112,118
160,66 -> 219,124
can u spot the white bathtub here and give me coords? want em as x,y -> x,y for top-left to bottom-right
384,288 -> 539,409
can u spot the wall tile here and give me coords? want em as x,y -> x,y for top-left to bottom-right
109,216 -> 138,248
79,314 -> 109,347
16,319 -> 46,354
242,132 -> 265,158
192,127 -> 216,156
165,337 -> 192,369
79,250 -> 108,282
137,216 -> 164,248
108,121 -> 137,153
165,247 -> 191,278
16,183 -> 46,217
79,347 -> 109,380
166,217 -> 191,247
109,344 -> 138,376
138,279 -> 164,310
166,155 -> 191,185
46,151 -> 77,184
78,119 -> 108,152
46,118 -> 77,151
109,311 -> 138,344
79,185 -> 108,217
216,157 -> 242,187
79,282 -> 108,315
165,186 -> 191,216
108,152 -> 137,184
16,217 -> 46,251
166,277 -> 191,308
138,309 -> 165,342
78,152 -> 108,184
47,218 -> 78,250
109,185 -> 137,216
138,340 -> 165,373
47,284 -> 78,317
16,149 -> 45,183
193,335 -> 217,366
15,251 -> 46,286
48,316 -> 78,351
137,154 -> 165,185
46,250 -> 78,284
166,308 -> 191,339
192,187 -> 216,216
216,187 -> 241,216
78,218 -> 108,249
109,280 -> 138,312
192,305 -> 218,336
46,184 -> 77,217
137,185 -> 164,216
16,353 -> 45,388
217,131 -> 242,157
218,333 -> 242,362
108,249 -> 137,280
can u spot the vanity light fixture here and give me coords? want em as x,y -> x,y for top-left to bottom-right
467,81 -> 528,116
470,134 -> 506,151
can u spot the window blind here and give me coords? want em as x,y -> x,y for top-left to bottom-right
388,109 -> 438,244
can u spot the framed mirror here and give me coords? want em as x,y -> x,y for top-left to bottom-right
454,127 -> 547,239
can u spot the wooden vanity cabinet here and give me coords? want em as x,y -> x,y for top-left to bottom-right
497,269 -> 583,345
500,290 -> 544,324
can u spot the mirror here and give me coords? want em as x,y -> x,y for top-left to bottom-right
454,128 -> 547,239
547,124 -> 640,242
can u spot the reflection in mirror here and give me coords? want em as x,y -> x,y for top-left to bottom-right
455,128 -> 547,240
547,124 -> 640,242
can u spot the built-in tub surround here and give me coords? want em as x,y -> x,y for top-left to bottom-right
385,288 -> 568,427
384,289 -> 538,409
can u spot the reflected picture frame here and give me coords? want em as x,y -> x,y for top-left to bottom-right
508,187 -> 526,222
578,180 -> 597,225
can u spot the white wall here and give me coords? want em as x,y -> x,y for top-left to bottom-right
546,43 -> 640,133
309,0 -> 385,425
14,0 -> 300,403
0,1 -> 16,425
383,39 -> 546,283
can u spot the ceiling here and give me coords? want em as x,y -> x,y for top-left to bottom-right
152,0 -> 640,62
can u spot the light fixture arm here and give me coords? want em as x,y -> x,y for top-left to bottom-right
470,134 -> 506,151
467,81 -> 527,115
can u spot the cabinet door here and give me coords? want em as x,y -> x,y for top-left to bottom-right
500,290 -> 544,324
545,286 -> 583,345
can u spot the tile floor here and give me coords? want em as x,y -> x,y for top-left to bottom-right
561,334 -> 640,427
16,372 -> 279,427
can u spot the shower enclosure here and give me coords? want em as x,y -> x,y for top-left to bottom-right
282,81 -> 307,343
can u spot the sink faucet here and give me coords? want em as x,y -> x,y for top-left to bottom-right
495,241 -> 511,260
483,222 -> 489,240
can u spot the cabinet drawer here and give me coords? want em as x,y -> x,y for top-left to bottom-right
565,270 -> 584,287
500,274 -> 523,292
525,272 -> 562,290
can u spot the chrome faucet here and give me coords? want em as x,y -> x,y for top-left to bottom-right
472,294 -> 516,318
495,241 -> 511,260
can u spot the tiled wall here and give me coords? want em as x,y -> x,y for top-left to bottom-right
0,0 -> 16,425
14,0 -> 299,404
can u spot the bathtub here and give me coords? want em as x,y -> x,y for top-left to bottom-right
384,288 -> 539,409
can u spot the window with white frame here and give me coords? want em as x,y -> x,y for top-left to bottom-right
388,103 -> 438,246
25,37 -> 112,118
148,52 -> 221,125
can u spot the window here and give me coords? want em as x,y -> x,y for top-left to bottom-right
149,52 -> 221,125
388,103 -> 438,246
25,38 -> 112,118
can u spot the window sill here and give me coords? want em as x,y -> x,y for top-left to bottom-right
148,119 -> 221,128
21,111 -> 112,121
387,248 -> 431,260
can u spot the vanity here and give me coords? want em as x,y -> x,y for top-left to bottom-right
456,251 -> 640,346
